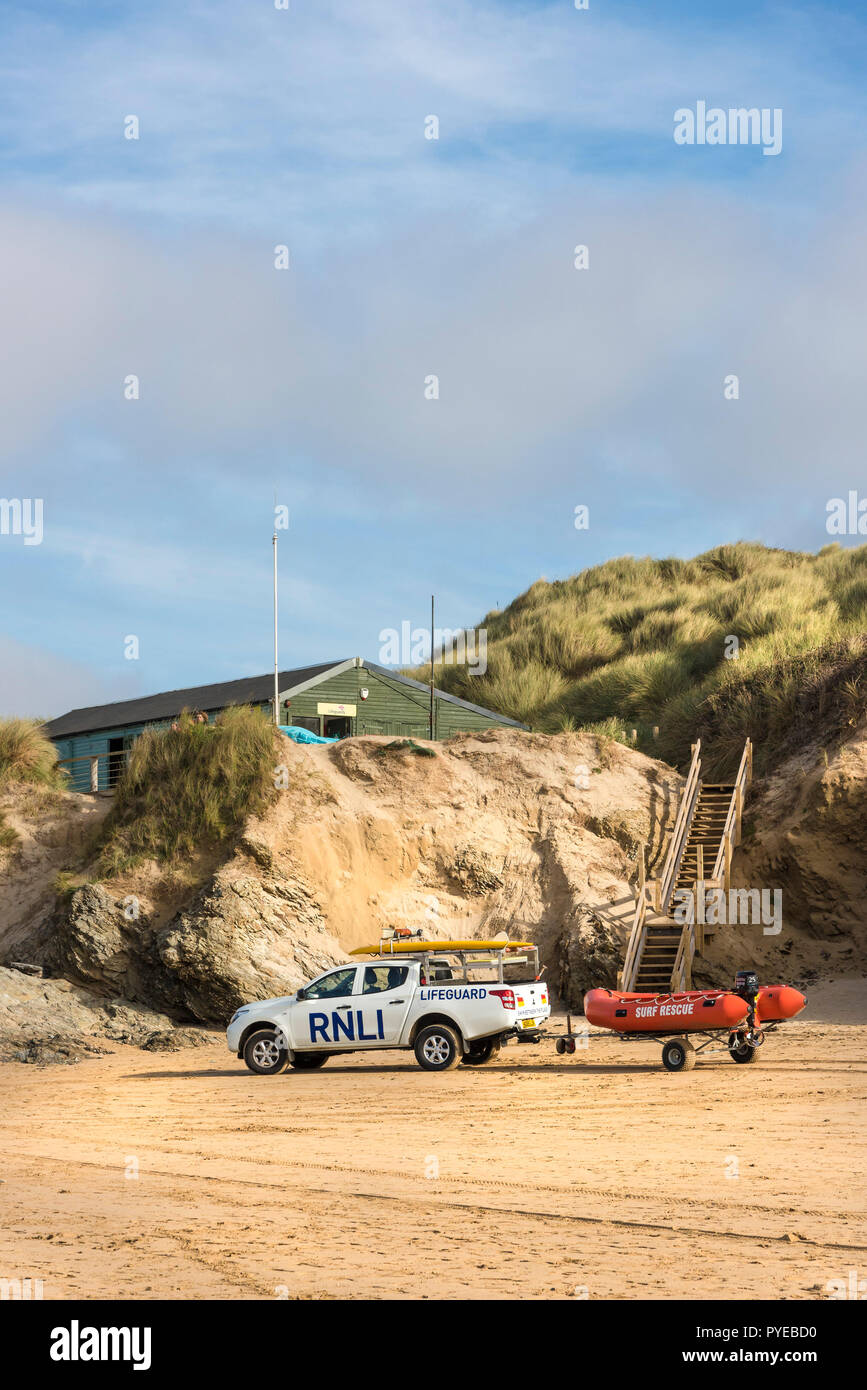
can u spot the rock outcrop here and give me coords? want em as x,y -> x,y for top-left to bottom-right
157,872 -> 343,1020
0,963 -> 183,1063
556,906 -> 624,1011
45,870 -> 345,1023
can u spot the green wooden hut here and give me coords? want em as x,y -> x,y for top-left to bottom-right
44,657 -> 526,790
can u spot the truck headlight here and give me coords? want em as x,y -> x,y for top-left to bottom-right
229,1007 -> 251,1024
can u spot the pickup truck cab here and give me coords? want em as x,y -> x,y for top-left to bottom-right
226,940 -> 550,1074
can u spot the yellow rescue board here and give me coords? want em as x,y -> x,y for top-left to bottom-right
350,939 -> 534,956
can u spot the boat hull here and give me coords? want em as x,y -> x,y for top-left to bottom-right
584,984 -> 806,1034
756,985 -> 806,1022
584,988 -> 749,1034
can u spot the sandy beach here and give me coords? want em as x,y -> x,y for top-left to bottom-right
2,987 -> 865,1301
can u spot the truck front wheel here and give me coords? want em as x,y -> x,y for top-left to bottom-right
414,1024 -> 462,1072
243,1028 -> 289,1075
461,1038 -> 501,1066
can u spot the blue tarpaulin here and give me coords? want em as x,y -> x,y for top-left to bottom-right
278,724 -> 338,745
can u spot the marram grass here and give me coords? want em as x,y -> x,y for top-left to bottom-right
96,706 -> 279,874
408,542 -> 867,776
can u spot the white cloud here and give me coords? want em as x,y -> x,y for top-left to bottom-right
1,1 -> 861,239
4,171 -> 867,514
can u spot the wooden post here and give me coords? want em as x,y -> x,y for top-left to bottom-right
90,756 -> 99,793
724,836 -> 732,895
735,784 -> 743,844
637,843 -> 646,900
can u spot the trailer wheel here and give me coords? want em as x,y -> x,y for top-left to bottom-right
661,1039 -> 696,1073
565,1037 -> 577,1055
290,1053 -> 330,1070
414,1024 -> 462,1072
243,1028 -> 289,1075
728,1032 -> 761,1064
461,1038 -> 500,1066
555,1037 -> 567,1055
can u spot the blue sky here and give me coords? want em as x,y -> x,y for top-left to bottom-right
1,0 -> 866,716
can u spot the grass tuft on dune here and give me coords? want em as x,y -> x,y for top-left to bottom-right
96,706 -> 279,874
408,542 -> 867,775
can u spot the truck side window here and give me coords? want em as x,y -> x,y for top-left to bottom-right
362,966 -> 408,994
305,968 -> 357,1000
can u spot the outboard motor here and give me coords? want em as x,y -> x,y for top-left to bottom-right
734,969 -> 759,1002
733,969 -> 762,1042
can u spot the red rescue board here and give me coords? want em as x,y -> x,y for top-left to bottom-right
584,988 -> 749,1034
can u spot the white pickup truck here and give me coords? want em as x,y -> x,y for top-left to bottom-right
226,942 -> 550,1074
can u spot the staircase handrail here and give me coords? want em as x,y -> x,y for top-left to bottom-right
658,741 -> 702,913
711,738 -> 753,885
621,884 -> 649,991
621,740 -> 701,991
671,911 -> 696,991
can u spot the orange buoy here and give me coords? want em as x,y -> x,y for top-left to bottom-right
584,988 -> 749,1034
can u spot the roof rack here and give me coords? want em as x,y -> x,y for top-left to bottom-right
352,940 -> 541,986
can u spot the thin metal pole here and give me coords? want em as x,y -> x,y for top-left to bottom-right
273,532 -> 279,726
429,594 -> 435,740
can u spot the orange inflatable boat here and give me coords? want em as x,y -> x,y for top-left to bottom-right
584,987 -> 749,1033
754,985 -> 807,1023
584,983 -> 806,1034
565,970 -> 806,1072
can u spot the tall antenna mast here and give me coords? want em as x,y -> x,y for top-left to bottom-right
429,594 -> 435,740
273,531 -> 279,726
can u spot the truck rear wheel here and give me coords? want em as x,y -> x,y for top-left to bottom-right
243,1028 -> 288,1075
461,1038 -> 500,1066
414,1024 -> 462,1072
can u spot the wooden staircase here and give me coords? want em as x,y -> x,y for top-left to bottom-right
620,739 -> 753,993
674,784 -> 735,892
632,915 -> 684,992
